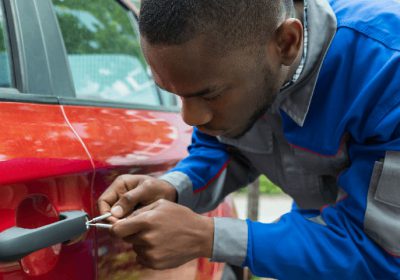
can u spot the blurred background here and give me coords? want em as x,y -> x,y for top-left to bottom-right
234,177 -> 292,280
234,176 -> 292,223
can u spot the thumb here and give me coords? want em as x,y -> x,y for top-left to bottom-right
111,187 -> 144,218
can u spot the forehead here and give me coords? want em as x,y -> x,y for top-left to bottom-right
141,36 -> 220,92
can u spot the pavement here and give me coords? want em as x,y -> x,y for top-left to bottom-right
232,193 -> 293,223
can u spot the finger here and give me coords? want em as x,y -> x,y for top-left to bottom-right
98,175 -> 137,219
111,181 -> 158,218
123,233 -> 148,246
111,187 -> 144,218
135,253 -> 151,268
102,175 -> 144,218
107,216 -> 122,224
97,200 -> 112,219
133,247 -> 155,269
131,200 -> 160,216
132,244 -> 147,255
97,190 -> 118,218
98,197 -> 121,223
111,212 -> 151,239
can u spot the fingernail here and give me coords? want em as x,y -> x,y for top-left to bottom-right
111,205 -> 123,217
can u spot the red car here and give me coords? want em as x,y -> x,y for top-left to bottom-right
0,0 -> 238,279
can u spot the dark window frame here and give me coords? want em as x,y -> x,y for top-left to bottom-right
0,0 -> 16,91
0,0 -> 179,112
51,0 -> 178,111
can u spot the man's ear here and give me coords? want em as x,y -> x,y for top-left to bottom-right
274,18 -> 303,66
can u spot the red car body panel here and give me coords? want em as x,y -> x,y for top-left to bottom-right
0,102 -> 236,279
0,102 -> 93,185
61,104 -> 232,280
61,105 -> 190,168
0,0 -> 240,278
0,0 -> 240,277
0,102 -> 96,279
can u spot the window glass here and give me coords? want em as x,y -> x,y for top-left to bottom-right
129,0 -> 179,107
0,4 -> 12,88
131,0 -> 141,9
132,0 -> 140,6
159,89 -> 178,107
52,0 -> 161,106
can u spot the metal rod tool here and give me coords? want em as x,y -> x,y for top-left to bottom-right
86,213 -> 112,229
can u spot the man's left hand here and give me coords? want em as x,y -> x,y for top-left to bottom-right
111,199 -> 214,270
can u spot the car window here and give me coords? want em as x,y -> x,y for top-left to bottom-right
121,0 -> 179,108
132,0 -> 141,7
52,0 -> 161,106
0,4 -> 12,88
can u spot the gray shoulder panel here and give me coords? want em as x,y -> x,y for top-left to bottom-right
375,151 -> 400,207
364,152 -> 400,256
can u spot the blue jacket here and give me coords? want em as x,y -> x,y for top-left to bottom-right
160,0 -> 400,278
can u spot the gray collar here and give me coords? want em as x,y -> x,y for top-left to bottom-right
277,0 -> 337,127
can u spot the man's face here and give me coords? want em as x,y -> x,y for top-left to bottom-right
141,35 -> 284,138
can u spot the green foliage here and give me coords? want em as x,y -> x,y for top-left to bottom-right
238,175 -> 282,195
52,0 -> 146,66
259,175 -> 282,195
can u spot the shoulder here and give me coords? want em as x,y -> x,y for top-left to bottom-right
328,0 -> 400,51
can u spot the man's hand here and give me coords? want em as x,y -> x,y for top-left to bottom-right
111,199 -> 214,270
98,175 -> 177,223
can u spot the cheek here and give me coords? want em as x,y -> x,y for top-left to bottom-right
211,90 -> 254,124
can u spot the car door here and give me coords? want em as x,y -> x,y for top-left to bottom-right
49,0 -> 199,279
37,0 -> 236,279
0,1 -> 96,279
0,0 -> 238,279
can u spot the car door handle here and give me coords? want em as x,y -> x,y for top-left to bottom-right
0,211 -> 88,262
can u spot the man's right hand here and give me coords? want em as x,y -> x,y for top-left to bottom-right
97,175 -> 177,223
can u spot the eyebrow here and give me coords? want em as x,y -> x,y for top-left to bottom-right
155,82 -> 219,98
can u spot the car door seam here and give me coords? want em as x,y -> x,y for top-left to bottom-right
59,104 -> 95,170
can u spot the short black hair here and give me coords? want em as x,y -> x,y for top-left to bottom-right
139,0 -> 295,49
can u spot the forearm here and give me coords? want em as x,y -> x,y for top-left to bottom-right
212,208 -> 399,280
160,128 -> 258,213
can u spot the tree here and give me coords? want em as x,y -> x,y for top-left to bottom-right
52,0 -> 146,66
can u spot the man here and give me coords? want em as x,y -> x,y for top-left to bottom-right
98,0 -> 400,278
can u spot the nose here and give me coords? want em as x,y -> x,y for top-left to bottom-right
180,97 -> 212,126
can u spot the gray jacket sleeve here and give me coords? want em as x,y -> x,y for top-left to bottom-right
159,150 -> 259,213
159,150 -> 259,266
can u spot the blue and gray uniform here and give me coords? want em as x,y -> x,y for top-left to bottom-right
160,0 -> 400,278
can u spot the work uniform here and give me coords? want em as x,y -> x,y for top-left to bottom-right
160,0 -> 400,278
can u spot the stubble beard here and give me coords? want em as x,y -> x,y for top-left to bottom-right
229,66 -> 280,139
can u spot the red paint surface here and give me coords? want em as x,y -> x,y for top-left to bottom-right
0,102 -> 95,279
62,105 -> 195,279
0,101 -> 236,279
0,103 -> 93,184
16,195 -> 60,276
62,105 -> 191,168
196,197 -> 237,280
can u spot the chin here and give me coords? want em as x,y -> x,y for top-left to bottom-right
197,127 -> 226,137
197,121 -> 254,139
226,120 -> 259,139
219,127 -> 246,139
